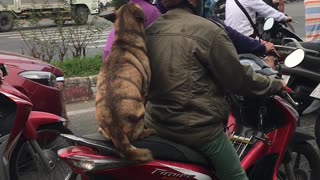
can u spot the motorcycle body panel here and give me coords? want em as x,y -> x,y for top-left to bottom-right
303,99 -> 320,114
0,81 -> 32,180
23,111 -> 66,140
279,27 -> 303,42
292,127 -> 315,144
59,145 -> 215,180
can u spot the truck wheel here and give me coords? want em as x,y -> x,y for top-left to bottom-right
0,12 -> 14,32
74,6 -> 89,25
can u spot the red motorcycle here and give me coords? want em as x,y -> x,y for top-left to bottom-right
0,63 -> 75,180
58,49 -> 320,180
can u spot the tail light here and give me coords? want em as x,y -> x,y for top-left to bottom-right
58,146 -> 135,171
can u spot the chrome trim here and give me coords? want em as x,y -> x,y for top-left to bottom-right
60,134 -> 122,157
56,77 -> 65,82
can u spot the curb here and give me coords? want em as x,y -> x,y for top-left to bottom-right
64,75 -> 97,104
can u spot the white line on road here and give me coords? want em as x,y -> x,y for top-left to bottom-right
87,44 -> 106,48
1,30 -> 111,38
68,107 -> 96,116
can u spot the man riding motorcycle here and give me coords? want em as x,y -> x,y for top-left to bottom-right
156,0 -> 277,68
145,0 -> 285,179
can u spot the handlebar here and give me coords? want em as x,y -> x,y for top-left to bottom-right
276,38 -> 320,56
280,89 -> 299,109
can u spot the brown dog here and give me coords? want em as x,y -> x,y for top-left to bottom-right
95,3 -> 154,163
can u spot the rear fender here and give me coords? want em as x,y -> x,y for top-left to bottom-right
303,99 -> 320,115
291,127 -> 315,145
23,111 -> 66,140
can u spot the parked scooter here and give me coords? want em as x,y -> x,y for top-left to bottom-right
57,49 -> 320,180
0,63 -> 76,180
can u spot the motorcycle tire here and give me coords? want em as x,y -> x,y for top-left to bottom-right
9,123 -> 78,180
290,142 -> 320,180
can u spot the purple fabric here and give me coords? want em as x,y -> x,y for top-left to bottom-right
102,1 -> 161,61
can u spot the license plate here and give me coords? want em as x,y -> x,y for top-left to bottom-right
310,83 -> 320,99
282,75 -> 290,84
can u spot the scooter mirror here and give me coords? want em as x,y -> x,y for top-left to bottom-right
284,49 -> 305,68
263,18 -> 275,31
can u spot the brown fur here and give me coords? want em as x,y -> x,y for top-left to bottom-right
95,3 -> 155,163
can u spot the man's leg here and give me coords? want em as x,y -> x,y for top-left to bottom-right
195,133 -> 248,180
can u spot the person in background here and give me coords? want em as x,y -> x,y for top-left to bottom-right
145,0 -> 285,180
225,0 -> 291,37
102,0 -> 161,61
304,0 -> 320,42
157,0 -> 277,68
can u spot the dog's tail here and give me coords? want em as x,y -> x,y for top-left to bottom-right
99,126 -> 153,163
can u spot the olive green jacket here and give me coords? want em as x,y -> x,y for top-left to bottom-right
144,8 -> 283,146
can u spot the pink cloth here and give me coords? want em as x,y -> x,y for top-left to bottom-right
102,1 -> 161,61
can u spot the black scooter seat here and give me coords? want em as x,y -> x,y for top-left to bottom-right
75,133 -> 210,167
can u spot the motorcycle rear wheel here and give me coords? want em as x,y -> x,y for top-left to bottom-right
9,124 -> 77,180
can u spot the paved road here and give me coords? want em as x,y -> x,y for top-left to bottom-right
67,100 -> 97,136
285,1 -> 305,38
0,16 -> 113,59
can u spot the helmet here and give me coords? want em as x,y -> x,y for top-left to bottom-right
157,0 -> 214,17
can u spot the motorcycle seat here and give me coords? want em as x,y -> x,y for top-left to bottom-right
81,133 -> 210,167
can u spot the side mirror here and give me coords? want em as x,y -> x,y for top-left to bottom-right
263,18 -> 275,31
284,49 -> 305,68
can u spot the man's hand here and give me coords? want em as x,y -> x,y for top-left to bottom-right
286,16 -> 293,22
264,56 -> 276,69
264,42 -> 275,53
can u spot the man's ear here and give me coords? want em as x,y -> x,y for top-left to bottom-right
99,12 -> 116,23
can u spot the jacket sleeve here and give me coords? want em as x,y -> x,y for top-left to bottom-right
208,15 -> 266,55
204,29 -> 283,96
225,25 -> 266,55
246,0 -> 287,22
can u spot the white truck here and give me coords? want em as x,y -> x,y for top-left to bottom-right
0,0 -> 100,32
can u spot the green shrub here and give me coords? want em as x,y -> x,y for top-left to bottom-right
111,0 -> 129,10
51,55 -> 102,77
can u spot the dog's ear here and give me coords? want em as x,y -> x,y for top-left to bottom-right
100,12 -> 116,23
134,10 -> 145,23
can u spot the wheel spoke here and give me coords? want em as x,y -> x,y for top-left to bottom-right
294,153 -> 301,169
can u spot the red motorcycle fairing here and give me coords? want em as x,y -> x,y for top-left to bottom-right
0,82 -> 32,158
59,146 -> 215,180
241,96 -> 297,179
23,111 -> 67,140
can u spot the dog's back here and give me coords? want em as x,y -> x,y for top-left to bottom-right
95,3 -> 153,163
